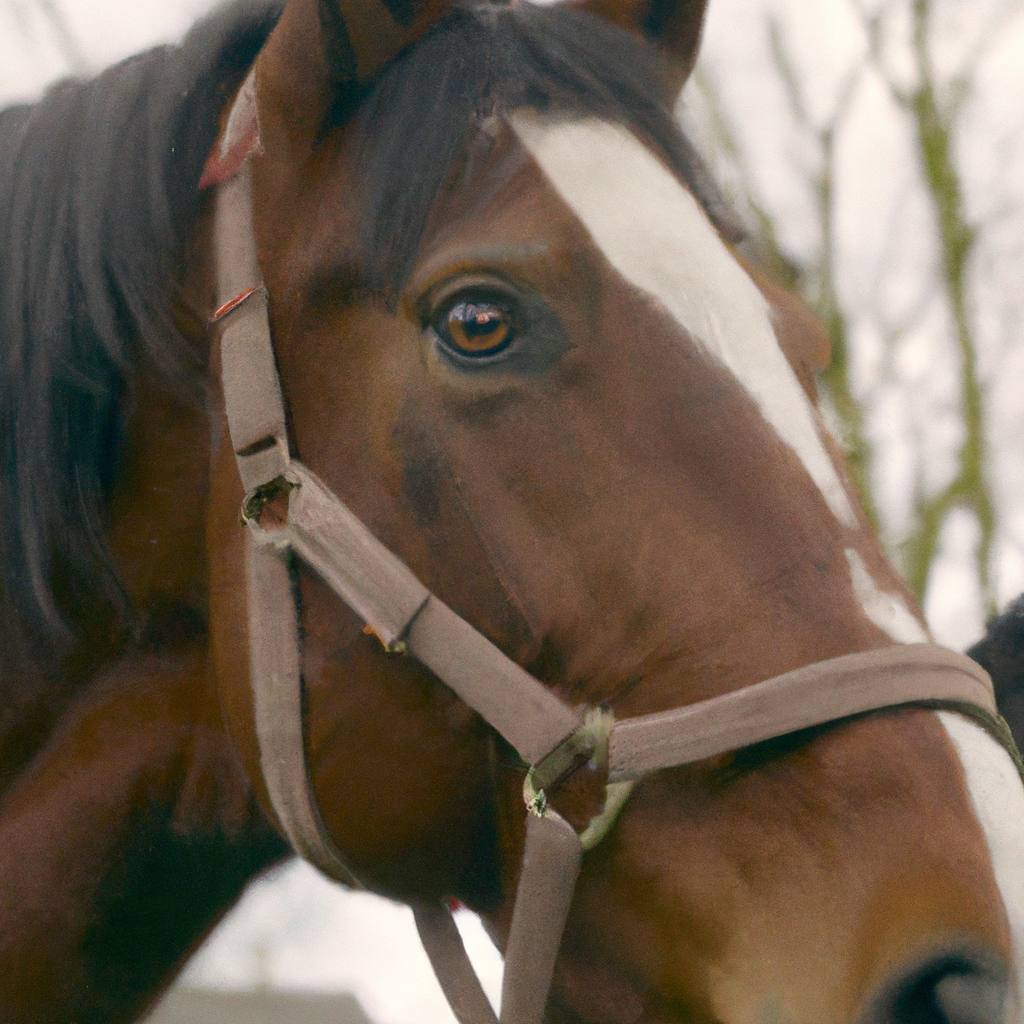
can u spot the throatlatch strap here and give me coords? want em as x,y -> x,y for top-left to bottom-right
414,906 -> 499,1024
213,166 -> 354,885
414,811 -> 582,1024
248,539 -> 359,886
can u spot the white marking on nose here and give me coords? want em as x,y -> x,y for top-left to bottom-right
844,548 -> 929,643
508,118 -> 1024,1000
938,712 -> 1024,1019
510,112 -> 857,530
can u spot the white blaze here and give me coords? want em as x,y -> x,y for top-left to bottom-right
510,112 -> 858,529
510,111 -> 1024,1010
939,712 -> 1024,1019
845,548 -> 929,644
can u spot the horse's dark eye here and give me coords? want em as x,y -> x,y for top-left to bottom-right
438,300 -> 514,358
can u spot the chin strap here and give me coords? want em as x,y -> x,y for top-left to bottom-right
210,139 -> 1017,1024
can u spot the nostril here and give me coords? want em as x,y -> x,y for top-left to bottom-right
865,951 -> 1009,1024
932,972 -> 1007,1024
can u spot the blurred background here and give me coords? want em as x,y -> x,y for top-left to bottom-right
2,0 -> 1022,1020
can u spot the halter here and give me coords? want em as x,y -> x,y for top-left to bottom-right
207,105 -> 1015,1024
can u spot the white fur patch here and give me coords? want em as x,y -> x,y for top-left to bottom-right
510,113 -> 857,529
844,548 -> 929,643
510,112 -> 1024,1009
938,712 -> 1024,1018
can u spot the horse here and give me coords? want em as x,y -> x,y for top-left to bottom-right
972,596 -> 1024,752
2,0 -> 1023,1020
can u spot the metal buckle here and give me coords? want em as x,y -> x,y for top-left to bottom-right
241,474 -> 299,526
523,707 -> 615,818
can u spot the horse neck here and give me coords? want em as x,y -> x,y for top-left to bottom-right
104,210 -> 218,649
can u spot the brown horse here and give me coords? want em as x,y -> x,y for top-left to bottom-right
1,0 -> 1023,1021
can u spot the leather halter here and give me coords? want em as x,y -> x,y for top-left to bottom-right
208,126 -> 1014,1024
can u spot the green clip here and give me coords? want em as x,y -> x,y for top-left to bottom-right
241,475 -> 298,526
523,768 -> 548,818
522,708 -> 616,820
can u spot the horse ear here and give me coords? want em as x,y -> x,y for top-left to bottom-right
255,0 -> 449,156
571,0 -> 709,96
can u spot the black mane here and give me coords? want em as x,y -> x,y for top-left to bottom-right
969,594 -> 1024,750
0,0 -> 282,661
0,0 -> 734,665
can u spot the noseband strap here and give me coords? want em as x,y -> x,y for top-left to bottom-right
211,154 -> 1015,1024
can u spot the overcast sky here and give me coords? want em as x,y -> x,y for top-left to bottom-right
3,1 -> 1022,1021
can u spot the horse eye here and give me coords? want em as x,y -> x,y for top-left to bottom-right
437,300 -> 514,359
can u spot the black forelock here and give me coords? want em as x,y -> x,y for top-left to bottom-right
0,0 -> 737,666
0,0 -> 283,662
351,1 -> 739,298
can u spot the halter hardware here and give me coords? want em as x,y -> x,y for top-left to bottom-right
524,708 -> 613,815
241,473 -> 298,526
208,83 -> 1020,1024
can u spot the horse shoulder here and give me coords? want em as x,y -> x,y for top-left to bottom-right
0,641 -> 285,1024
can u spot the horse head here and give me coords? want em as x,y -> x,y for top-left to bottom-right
201,0 -> 1024,1019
